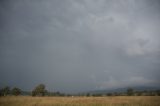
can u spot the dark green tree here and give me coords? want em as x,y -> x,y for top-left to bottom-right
0,86 -> 10,96
86,93 -> 91,97
11,87 -> 21,96
156,90 -> 160,96
127,88 -> 134,96
32,84 -> 47,96
0,89 -> 3,96
107,93 -> 112,96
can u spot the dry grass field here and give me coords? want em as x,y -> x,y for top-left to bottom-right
0,96 -> 160,106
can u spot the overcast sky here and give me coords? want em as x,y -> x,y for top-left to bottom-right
0,0 -> 160,93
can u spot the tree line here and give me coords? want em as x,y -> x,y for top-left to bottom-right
0,84 -> 160,97
0,86 -> 21,96
85,88 -> 160,96
0,84 -> 66,97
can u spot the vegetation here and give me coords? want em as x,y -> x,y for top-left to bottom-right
1,84 -> 160,97
0,84 -> 160,106
31,84 -> 47,96
0,96 -> 160,106
11,87 -> 21,96
0,86 -> 10,96
127,88 -> 134,96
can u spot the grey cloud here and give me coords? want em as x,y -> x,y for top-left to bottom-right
0,0 -> 160,93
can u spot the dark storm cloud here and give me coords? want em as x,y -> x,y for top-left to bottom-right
0,0 -> 160,93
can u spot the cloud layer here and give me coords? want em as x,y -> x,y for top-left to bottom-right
0,0 -> 160,93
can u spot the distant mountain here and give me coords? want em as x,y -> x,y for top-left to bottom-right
85,86 -> 160,94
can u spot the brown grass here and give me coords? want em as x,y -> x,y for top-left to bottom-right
0,96 -> 160,106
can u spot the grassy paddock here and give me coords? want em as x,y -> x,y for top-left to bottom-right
0,96 -> 160,106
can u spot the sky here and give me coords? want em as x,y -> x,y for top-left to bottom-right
0,0 -> 160,93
